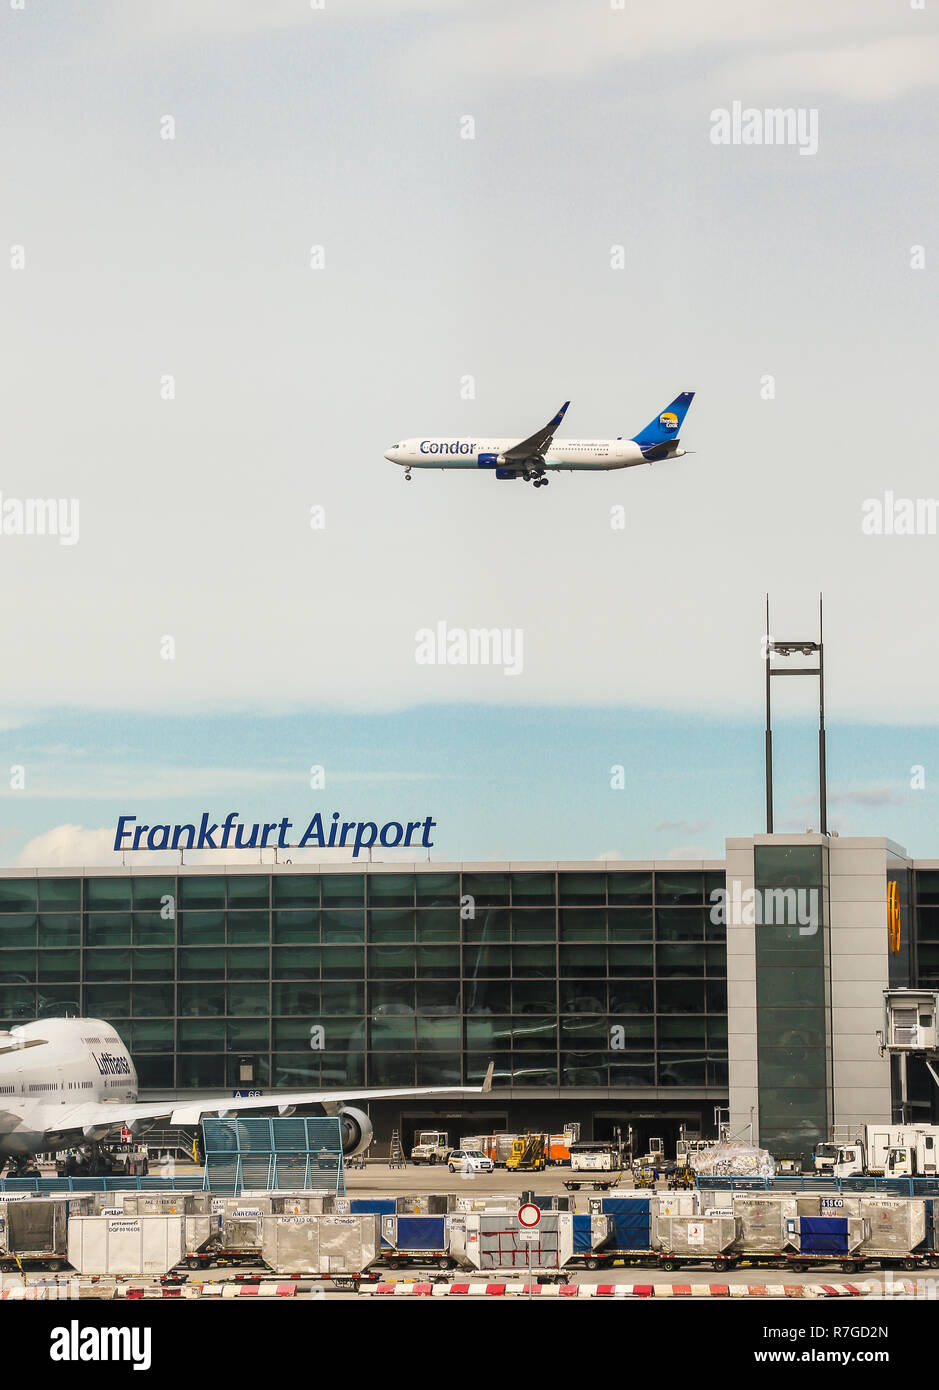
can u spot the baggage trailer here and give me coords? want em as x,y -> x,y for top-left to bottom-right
379,1214 -> 453,1269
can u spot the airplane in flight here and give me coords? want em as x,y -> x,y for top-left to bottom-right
385,391 -> 695,487
0,1018 -> 493,1176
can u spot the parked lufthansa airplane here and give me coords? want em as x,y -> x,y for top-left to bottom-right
0,1017 -> 493,1176
385,392 -> 695,487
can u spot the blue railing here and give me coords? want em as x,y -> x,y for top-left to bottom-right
0,1176 -> 206,1193
697,1175 -> 939,1196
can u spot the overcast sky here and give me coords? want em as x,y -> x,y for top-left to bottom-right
1,1 -> 937,865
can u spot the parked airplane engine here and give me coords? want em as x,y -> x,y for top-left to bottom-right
339,1106 -> 373,1156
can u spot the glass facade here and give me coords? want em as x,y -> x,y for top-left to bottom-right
0,868 -> 728,1093
753,845 -> 830,1155
914,870 -> 939,989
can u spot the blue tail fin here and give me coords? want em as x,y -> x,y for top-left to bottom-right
631,391 -> 695,447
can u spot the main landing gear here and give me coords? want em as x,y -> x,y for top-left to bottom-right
3,1155 -> 41,1178
528,474 -> 549,487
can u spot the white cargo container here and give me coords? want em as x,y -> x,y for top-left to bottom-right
260,1214 -> 381,1275
448,1212 -> 574,1272
653,1215 -> 736,1259
654,1192 -> 698,1218
730,1195 -> 798,1253
68,1214 -> 186,1275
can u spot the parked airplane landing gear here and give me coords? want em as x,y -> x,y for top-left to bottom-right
4,1155 -> 42,1178
60,1142 -> 118,1177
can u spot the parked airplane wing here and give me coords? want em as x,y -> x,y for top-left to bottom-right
502,401 -> 570,462
49,1062 -> 495,1133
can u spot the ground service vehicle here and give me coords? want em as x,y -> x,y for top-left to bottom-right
813,1142 -> 839,1174
410,1131 -> 452,1165
834,1130 -> 939,1179
506,1134 -> 547,1172
448,1149 -> 494,1174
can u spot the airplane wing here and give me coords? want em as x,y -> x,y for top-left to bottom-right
47,1063 -> 495,1134
502,401 -> 570,463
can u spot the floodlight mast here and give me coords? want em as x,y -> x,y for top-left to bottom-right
764,594 -> 827,835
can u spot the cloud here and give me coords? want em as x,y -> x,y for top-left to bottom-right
17,825 -> 117,868
594,850 -> 624,861
665,846 -> 718,860
8,764 -> 439,800
714,35 -> 939,103
792,784 -> 906,810
392,0 -> 933,96
655,819 -> 710,834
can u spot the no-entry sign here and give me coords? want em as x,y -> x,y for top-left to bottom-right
518,1202 -> 541,1228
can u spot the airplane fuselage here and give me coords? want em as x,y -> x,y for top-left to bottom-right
386,437 -> 654,471
0,1019 -> 137,1158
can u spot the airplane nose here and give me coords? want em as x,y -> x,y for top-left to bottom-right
384,449 -> 396,462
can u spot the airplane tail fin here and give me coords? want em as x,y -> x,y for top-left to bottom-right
631,391 -> 695,448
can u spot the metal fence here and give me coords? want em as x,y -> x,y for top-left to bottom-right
697,1175 -> 939,1196
201,1116 -> 345,1195
0,1176 -> 205,1193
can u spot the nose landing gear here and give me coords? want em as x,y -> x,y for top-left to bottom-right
404,469 -> 412,481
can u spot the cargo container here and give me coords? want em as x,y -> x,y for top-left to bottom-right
379,1214 -> 452,1269
464,1134 -> 518,1167
177,1197 -> 274,1268
448,1211 -> 573,1275
89,1191 -> 144,1215
858,1196 -> 928,1267
270,1193 -> 330,1215
447,1193 -> 520,1214
68,1214 -> 186,1276
572,1214 -> 614,1264
121,1192 -> 201,1217
787,1215 -> 867,1270
394,1193 -> 448,1215
0,1198 -> 73,1271
260,1214 -> 381,1281
730,1195 -> 798,1254
653,1215 -> 738,1270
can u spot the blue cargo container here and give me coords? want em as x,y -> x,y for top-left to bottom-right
391,1215 -> 447,1251
349,1199 -> 397,1246
572,1215 -> 593,1252
603,1197 -> 652,1252
798,1218 -> 850,1256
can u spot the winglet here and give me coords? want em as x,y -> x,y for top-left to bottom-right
481,1060 -> 494,1093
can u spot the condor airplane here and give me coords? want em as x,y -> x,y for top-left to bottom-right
0,1018 -> 493,1176
385,391 -> 695,487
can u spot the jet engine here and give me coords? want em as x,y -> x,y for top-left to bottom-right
339,1106 -> 373,1156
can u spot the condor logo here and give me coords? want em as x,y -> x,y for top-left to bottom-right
659,412 -> 679,430
93,1051 -> 131,1077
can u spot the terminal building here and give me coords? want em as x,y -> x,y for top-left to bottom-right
0,834 -> 936,1162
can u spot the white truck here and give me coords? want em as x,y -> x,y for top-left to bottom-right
410,1130 -> 452,1165
833,1126 -> 939,1179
